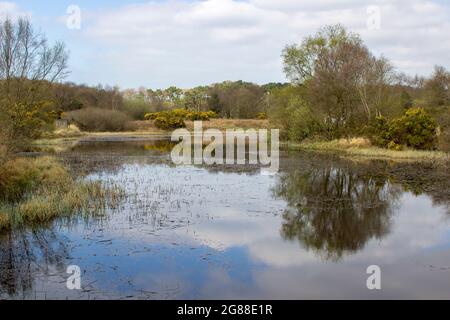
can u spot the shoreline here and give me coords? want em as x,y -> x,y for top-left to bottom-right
34,119 -> 449,163
285,141 -> 449,162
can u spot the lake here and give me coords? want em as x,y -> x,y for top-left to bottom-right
1,139 -> 449,299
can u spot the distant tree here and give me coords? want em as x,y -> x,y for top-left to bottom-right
424,65 -> 450,106
261,82 -> 290,93
208,81 -> 265,118
400,90 -> 413,110
146,89 -> 166,111
164,86 -> 184,108
183,86 -> 209,112
207,91 -> 222,114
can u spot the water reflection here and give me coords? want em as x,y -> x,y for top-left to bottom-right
274,161 -> 401,261
0,228 -> 69,298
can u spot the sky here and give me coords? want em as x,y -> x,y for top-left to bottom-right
1,0 -> 449,89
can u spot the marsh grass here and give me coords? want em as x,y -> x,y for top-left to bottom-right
287,138 -> 450,161
50,124 -> 84,138
0,211 -> 9,229
0,156 -> 124,230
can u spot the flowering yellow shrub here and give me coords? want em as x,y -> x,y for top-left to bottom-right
144,109 -> 218,128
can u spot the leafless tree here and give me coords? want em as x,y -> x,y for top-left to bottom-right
0,17 -> 69,83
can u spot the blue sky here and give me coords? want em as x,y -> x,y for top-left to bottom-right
2,0 -> 449,89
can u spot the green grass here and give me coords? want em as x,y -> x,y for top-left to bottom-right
0,156 -> 124,230
285,139 -> 450,162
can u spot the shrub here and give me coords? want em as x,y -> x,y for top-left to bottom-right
145,109 -> 217,122
146,109 -> 218,129
257,112 -> 267,120
373,108 -> 437,150
198,111 -> 216,121
0,157 -> 71,202
122,99 -> 153,120
185,112 -> 198,121
65,108 -> 133,132
201,111 -> 218,120
171,108 -> 191,119
268,86 -> 324,141
0,100 -> 56,153
154,115 -> 186,130
144,112 -> 159,120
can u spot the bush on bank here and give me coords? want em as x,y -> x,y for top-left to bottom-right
144,109 -> 218,129
372,108 -> 438,150
144,109 -> 218,121
64,108 -> 133,132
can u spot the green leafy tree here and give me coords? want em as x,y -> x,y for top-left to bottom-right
281,25 -> 395,139
282,25 -> 358,84
164,86 -> 184,108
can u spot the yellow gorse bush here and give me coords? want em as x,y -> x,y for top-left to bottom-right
144,109 -> 218,129
144,109 -> 218,121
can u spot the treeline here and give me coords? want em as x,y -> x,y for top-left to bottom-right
121,81 -> 286,119
52,80 -> 279,131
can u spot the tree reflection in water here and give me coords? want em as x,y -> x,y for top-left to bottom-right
273,160 -> 402,261
0,228 -> 69,298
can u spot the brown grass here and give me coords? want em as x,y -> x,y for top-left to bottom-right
0,156 -> 124,230
288,138 -> 449,162
51,124 -> 84,138
0,211 -> 9,230
186,119 -> 270,131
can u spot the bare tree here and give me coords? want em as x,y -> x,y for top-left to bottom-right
0,17 -> 70,152
0,18 -> 69,83
307,36 -> 394,138
424,65 -> 450,106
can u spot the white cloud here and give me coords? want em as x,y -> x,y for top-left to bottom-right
0,1 -> 30,20
38,0 -> 450,87
70,0 -> 450,88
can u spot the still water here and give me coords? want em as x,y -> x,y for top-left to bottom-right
1,139 -> 449,299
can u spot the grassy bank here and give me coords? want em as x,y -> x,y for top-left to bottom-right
286,138 -> 450,162
46,119 -> 270,138
0,156 -> 123,230
33,119 -> 270,151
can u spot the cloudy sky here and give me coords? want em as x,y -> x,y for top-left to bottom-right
1,0 -> 449,89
